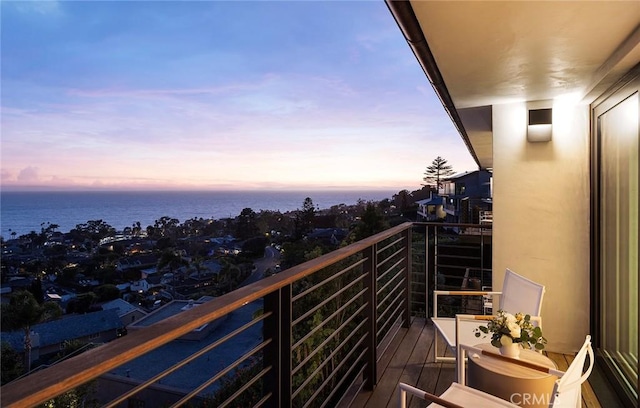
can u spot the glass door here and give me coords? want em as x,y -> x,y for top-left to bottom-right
593,72 -> 639,405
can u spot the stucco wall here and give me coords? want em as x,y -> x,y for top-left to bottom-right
492,101 -> 590,353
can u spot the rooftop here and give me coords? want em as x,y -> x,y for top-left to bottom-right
1,309 -> 123,350
110,299 -> 263,394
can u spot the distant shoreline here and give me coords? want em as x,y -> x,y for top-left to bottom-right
1,189 -> 396,238
0,187 -> 401,193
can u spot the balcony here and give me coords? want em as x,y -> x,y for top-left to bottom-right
0,222 -> 598,407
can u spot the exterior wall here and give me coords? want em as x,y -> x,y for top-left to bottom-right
121,309 -> 147,325
492,101 -> 590,353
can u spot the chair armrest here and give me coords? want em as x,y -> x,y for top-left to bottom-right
434,290 -> 502,296
455,313 -> 542,325
455,313 -> 495,321
433,292 -> 502,318
398,383 -> 464,408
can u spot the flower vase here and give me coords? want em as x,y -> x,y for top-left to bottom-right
499,343 -> 521,359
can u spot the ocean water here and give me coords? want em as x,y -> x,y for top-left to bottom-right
0,190 -> 395,238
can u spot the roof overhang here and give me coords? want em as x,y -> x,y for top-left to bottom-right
387,0 -> 640,170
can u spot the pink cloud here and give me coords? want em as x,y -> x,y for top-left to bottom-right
16,166 -> 40,183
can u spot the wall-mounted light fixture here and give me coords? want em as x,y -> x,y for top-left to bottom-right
527,108 -> 552,142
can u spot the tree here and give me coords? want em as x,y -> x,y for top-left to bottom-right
1,291 -> 62,372
153,216 -> 180,239
294,197 -> 316,239
1,341 -> 23,385
393,189 -> 412,215
28,277 -> 44,304
423,156 -> 455,190
345,203 -> 388,244
132,221 -> 143,237
241,236 -> 268,257
95,284 -> 121,301
236,208 -> 259,240
68,220 -> 116,251
157,249 -> 189,281
66,292 -> 98,314
190,256 -> 205,280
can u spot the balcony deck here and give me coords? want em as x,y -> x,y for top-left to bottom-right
353,318 -> 602,408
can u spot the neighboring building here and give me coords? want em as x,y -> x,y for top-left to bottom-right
116,282 -> 131,293
130,279 -> 151,294
0,277 -> 33,303
2,276 -> 33,291
116,254 -> 158,272
439,170 -> 492,224
1,309 -> 124,364
95,298 -> 258,407
102,298 -> 147,326
416,192 -> 445,221
306,228 -> 348,246
127,299 -> 225,341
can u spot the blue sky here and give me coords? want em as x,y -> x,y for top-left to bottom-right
1,0 -> 477,192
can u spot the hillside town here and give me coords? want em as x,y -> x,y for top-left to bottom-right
1,195 -> 404,385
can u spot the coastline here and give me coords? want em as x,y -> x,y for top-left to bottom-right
1,189 -> 395,238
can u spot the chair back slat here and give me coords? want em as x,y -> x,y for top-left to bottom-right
550,335 -> 594,408
499,268 -> 545,317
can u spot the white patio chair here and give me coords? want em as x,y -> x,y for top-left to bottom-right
398,335 -> 594,408
482,285 -> 493,314
431,268 -> 545,362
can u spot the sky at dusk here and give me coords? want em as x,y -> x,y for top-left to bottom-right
1,0 -> 478,192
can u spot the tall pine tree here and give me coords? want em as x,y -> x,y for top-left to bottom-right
422,156 -> 455,190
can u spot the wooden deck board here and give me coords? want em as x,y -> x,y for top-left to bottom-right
366,323 -> 418,408
355,318 -> 602,408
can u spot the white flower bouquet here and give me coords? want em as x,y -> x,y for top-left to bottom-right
474,309 -> 547,350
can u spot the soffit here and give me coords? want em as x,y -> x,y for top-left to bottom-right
410,1 -> 640,109
406,1 -> 640,169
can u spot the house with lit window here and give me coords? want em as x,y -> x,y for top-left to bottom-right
440,170 -> 492,224
416,192 -> 445,221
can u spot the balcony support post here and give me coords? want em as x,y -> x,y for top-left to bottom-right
427,224 -> 436,314
423,224 -> 429,320
263,285 -> 292,408
402,227 -> 412,328
363,245 -> 378,389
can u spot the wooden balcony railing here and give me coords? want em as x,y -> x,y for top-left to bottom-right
1,222 -> 492,407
